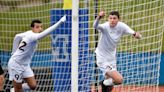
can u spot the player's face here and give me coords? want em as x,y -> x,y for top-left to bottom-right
108,15 -> 119,27
32,23 -> 43,33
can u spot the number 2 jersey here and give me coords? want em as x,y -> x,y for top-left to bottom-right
9,16 -> 64,65
10,30 -> 39,65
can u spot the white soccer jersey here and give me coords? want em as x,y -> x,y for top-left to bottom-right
93,20 -> 135,62
8,15 -> 66,82
10,31 -> 39,65
9,16 -> 65,65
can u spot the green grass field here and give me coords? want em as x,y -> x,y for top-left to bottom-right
0,0 -> 163,52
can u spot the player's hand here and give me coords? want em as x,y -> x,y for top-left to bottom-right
98,11 -> 105,19
60,15 -> 66,23
134,32 -> 142,39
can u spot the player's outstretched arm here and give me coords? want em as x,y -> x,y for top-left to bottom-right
37,15 -> 66,40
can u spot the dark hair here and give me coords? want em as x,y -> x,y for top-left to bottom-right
30,19 -> 42,27
109,11 -> 120,19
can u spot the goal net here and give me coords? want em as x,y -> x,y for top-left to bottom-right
0,0 -> 163,92
88,0 -> 164,92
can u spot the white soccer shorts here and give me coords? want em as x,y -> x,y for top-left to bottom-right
8,59 -> 34,83
96,54 -> 117,76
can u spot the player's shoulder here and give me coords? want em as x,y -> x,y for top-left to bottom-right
25,30 -> 34,34
117,21 -> 126,26
24,30 -> 38,41
19,30 -> 37,40
117,21 -> 129,28
103,22 -> 109,25
100,22 -> 109,27
22,30 -> 36,37
15,30 -> 31,36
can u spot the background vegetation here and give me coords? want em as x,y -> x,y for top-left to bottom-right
0,0 -> 163,52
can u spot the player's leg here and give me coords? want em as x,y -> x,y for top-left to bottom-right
9,72 -> 36,91
100,70 -> 123,92
96,55 -> 115,91
24,76 -> 37,90
8,60 -> 24,92
9,71 -> 24,92
105,70 -> 123,85
0,75 -> 4,92
0,65 -> 4,92
23,65 -> 37,90
97,61 -> 122,86
96,58 -> 116,91
13,80 -> 23,92
101,64 -> 123,92
103,67 -> 123,86
99,79 -> 114,92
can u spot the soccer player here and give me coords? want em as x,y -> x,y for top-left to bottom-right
8,15 -> 66,92
0,64 -> 4,92
93,11 -> 142,91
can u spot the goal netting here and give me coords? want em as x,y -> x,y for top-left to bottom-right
0,0 -> 163,92
88,0 -> 164,92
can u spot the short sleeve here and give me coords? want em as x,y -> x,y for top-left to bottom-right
121,22 -> 135,35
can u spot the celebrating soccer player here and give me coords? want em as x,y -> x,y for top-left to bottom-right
8,15 -> 66,92
93,11 -> 142,92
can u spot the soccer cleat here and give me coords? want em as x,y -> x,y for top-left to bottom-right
60,15 -> 66,23
100,80 -> 114,92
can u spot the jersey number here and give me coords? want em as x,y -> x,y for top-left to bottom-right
19,41 -> 27,51
106,65 -> 113,70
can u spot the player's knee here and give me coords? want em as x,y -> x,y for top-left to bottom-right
118,78 -> 123,84
29,85 -> 36,90
115,77 -> 123,84
29,83 -> 37,90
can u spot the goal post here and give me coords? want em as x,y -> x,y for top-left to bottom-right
72,0 -> 79,91
50,1 -> 90,92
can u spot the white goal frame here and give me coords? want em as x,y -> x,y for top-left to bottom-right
71,0 -> 79,92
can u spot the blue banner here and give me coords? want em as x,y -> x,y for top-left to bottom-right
50,9 -> 89,91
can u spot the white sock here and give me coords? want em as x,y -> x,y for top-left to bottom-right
22,83 -> 30,90
10,88 -> 14,92
103,78 -> 114,86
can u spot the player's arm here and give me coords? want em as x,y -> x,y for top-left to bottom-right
122,22 -> 142,39
11,34 -> 23,55
93,11 -> 105,31
36,15 -> 66,40
133,32 -> 142,39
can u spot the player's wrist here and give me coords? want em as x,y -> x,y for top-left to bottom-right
97,15 -> 102,20
133,32 -> 136,37
133,32 -> 142,39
